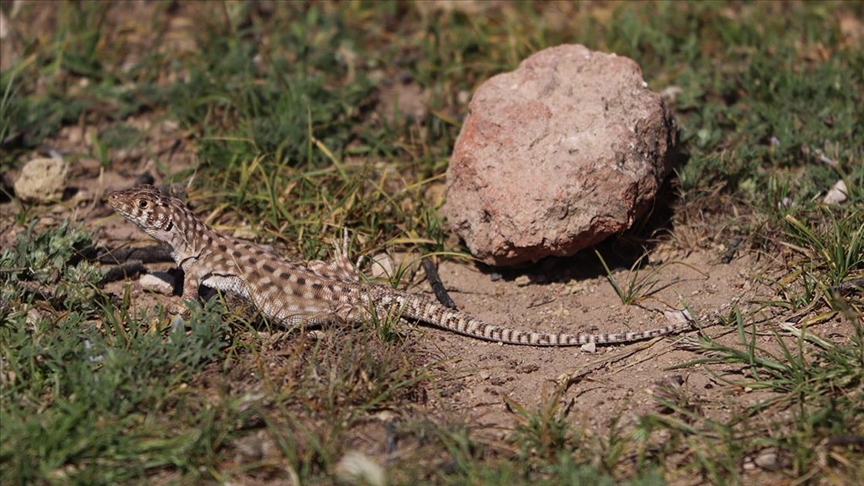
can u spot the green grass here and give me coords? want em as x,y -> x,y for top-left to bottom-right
2,1 -> 863,484
1,224 -> 430,484
644,303 -> 864,483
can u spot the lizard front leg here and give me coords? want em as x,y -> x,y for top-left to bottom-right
172,260 -> 204,316
181,272 -> 200,301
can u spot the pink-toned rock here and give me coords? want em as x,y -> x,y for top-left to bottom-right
443,44 -> 677,266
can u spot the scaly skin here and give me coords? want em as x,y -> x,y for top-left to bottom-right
108,185 -> 694,346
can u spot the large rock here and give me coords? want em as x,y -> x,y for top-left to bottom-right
443,44 -> 677,266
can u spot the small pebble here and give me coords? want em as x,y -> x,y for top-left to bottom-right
14,158 -> 69,202
334,451 -> 386,486
823,180 -> 848,204
139,272 -> 175,295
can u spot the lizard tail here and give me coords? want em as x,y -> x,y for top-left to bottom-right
369,287 -> 694,346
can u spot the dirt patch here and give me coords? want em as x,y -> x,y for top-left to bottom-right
4,3 -> 861,483
6,143 -> 854,485
411,250 -> 773,432
0,78 -> 820,486
2,146 -> 776,438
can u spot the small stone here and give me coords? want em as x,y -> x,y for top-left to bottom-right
334,451 -> 386,486
368,252 -> 395,279
580,342 -> 597,354
14,158 -> 69,202
754,449 -> 785,471
368,251 -> 421,280
823,180 -> 848,204
139,272 -> 175,295
26,308 -> 45,327
663,309 -> 692,325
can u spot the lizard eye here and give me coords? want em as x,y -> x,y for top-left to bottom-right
137,199 -> 149,209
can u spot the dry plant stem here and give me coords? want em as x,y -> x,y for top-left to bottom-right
421,257 -> 458,309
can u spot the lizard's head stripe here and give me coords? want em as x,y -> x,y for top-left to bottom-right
107,184 -> 203,253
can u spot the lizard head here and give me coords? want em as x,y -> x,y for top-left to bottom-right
107,184 -> 200,249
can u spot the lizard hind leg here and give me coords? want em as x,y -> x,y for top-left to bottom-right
306,228 -> 361,282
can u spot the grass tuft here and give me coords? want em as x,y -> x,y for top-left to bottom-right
2,2 -> 862,483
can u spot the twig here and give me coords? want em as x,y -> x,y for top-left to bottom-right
422,258 -> 458,309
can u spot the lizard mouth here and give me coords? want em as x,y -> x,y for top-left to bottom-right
106,191 -> 134,216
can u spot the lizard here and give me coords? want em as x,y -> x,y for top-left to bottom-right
107,184 -> 695,346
